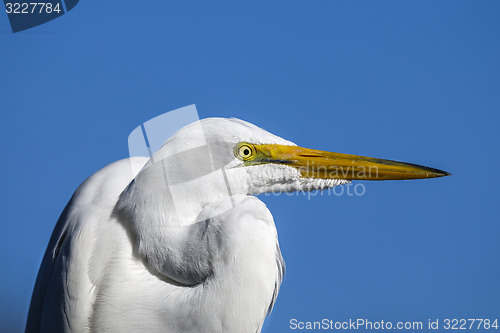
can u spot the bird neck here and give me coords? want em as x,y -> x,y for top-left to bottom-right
115,186 -> 283,331
115,178 -> 216,285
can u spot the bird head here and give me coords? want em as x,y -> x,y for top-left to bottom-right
126,117 -> 449,222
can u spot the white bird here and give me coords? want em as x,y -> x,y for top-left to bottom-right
26,118 -> 449,333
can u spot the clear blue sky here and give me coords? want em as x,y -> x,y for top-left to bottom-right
1,1 -> 499,332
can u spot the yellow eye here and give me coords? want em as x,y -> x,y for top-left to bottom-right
235,143 -> 255,161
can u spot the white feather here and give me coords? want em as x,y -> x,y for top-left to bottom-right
26,118 -> 346,333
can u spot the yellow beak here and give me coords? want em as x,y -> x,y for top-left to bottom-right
252,144 -> 450,181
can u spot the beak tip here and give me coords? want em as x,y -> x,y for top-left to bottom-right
435,170 -> 452,178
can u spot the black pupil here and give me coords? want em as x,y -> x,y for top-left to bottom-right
243,148 -> 250,156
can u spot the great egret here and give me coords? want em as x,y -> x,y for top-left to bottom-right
26,118 -> 449,333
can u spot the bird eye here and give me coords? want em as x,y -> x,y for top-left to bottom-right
235,143 -> 255,161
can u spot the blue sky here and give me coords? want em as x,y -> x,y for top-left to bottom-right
1,1 -> 499,332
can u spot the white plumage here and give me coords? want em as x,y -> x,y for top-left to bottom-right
26,118 -> 448,333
